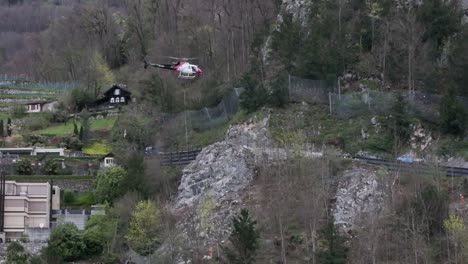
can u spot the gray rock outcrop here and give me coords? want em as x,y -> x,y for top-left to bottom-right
172,115 -> 322,245
172,117 -> 272,242
332,167 -> 385,236
174,116 -> 271,211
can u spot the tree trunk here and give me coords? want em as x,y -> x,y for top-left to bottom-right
279,217 -> 287,264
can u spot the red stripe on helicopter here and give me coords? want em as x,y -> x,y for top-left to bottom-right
173,61 -> 183,71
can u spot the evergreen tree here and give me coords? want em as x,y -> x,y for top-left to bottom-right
239,74 -> 266,113
7,118 -> 12,137
388,94 -> 411,150
73,122 -> 79,136
440,88 -> 466,136
223,209 -> 260,264
417,0 -> 461,54
298,3 -> 340,80
447,27 -> 468,96
268,72 -> 289,108
271,13 -> 302,72
79,126 -> 84,141
80,109 -> 90,143
317,222 -> 348,264
0,119 -> 3,137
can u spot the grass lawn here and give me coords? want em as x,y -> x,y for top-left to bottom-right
0,112 -> 10,120
83,140 -> 112,155
36,117 -> 117,135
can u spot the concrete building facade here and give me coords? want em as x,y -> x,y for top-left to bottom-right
0,181 -> 60,241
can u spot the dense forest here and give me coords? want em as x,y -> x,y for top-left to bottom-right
1,0 -> 468,263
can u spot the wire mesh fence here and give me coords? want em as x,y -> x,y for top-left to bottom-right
288,75 -> 468,122
0,74 -> 78,91
288,75 -> 336,104
164,87 -> 244,132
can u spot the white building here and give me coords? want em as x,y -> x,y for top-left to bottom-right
0,181 -> 60,241
25,100 -> 58,113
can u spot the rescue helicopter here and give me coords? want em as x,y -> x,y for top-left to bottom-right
144,57 -> 203,79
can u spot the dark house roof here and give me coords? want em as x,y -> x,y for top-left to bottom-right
94,84 -> 131,106
103,84 -> 131,96
99,153 -> 115,161
25,99 -> 57,106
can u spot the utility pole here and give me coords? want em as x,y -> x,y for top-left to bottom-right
183,83 -> 189,152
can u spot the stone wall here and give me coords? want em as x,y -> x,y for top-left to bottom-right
15,179 -> 93,192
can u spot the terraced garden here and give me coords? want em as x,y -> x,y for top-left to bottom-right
0,77 -> 117,164
0,78 -> 73,113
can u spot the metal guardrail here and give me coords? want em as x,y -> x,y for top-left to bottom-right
159,149 -> 202,166
146,149 -> 202,166
356,157 -> 468,177
149,148 -> 468,177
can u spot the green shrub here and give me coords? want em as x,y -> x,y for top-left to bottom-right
43,159 -> 58,175
365,134 -> 394,154
60,135 -> 83,151
10,105 -> 26,118
239,74 -> 267,113
5,241 -> 29,264
268,72 -> 289,108
440,89 -> 466,136
45,223 -> 87,262
24,134 -> 47,146
16,159 -> 33,175
74,192 -> 96,207
63,189 -> 76,205
25,113 -> 53,131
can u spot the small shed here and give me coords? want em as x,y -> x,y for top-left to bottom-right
100,153 -> 115,168
25,100 -> 58,113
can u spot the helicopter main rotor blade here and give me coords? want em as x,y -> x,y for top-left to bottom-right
163,56 -> 198,61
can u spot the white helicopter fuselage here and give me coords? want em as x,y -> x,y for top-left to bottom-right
175,62 -> 202,74
144,59 -> 203,79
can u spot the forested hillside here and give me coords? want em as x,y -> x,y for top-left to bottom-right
0,0 -> 277,109
1,0 -> 468,263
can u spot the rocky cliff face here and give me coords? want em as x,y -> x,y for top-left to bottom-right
262,0 -> 309,65
172,116 -> 272,243
172,115 -> 322,245
332,166 -> 386,237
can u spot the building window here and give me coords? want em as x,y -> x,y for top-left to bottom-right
115,88 -> 120,95
116,97 -> 120,103
121,97 -> 125,103
105,158 -> 114,165
110,98 -> 115,103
